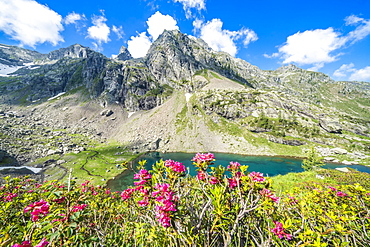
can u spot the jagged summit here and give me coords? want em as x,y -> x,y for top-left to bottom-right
116,46 -> 132,61
0,29 -> 368,107
0,30 -> 369,168
47,44 -> 98,60
0,43 -> 43,66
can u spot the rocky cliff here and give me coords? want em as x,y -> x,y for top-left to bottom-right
0,30 -> 369,169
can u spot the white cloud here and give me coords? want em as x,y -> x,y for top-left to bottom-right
267,15 -> 370,71
279,28 -> 345,66
241,28 -> 258,46
0,0 -> 64,47
333,63 -> 370,82
345,15 -> 364,25
127,32 -> 152,58
349,66 -> 370,81
333,63 -> 356,77
64,12 -> 85,25
112,25 -> 124,39
193,19 -> 203,29
263,53 -> 279,59
194,19 -> 258,57
127,12 -> 179,58
147,11 -> 179,40
173,0 -> 206,18
87,15 -> 110,50
307,63 -> 325,72
345,16 -> 370,44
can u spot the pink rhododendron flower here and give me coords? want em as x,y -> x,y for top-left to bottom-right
288,196 -> 298,205
81,180 -> 90,186
156,210 -> 171,228
138,196 -> 149,207
336,191 -> 348,197
134,169 -> 152,180
3,192 -> 17,201
52,197 -> 65,204
209,176 -> 220,185
192,153 -> 215,163
260,188 -> 280,203
197,170 -> 207,180
72,203 -> 88,212
228,177 -> 238,189
228,172 -> 243,189
164,159 -> 186,173
52,213 -> 67,223
12,241 -> 33,247
329,186 -> 337,191
271,221 -> 292,240
24,199 -> 50,222
35,239 -> 49,247
152,183 -> 177,227
249,171 -> 265,182
12,238 -> 49,247
121,188 -> 134,200
227,161 -> 240,170
133,169 -> 152,185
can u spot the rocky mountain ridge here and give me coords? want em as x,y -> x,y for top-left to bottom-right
0,30 -> 369,172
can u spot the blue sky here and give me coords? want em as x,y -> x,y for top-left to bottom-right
0,0 -> 370,82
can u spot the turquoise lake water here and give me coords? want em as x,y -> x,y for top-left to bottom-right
107,152 -> 370,192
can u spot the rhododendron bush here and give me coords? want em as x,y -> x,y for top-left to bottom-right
0,153 -> 369,246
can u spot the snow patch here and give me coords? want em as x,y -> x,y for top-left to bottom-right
0,45 -> 10,49
185,93 -> 193,102
0,166 -> 43,173
0,64 -> 22,76
47,92 -> 66,101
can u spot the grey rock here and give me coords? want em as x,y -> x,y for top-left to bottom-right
100,109 -> 114,117
319,118 -> 342,134
331,148 -> 347,155
116,46 -> 132,61
267,136 -> 306,146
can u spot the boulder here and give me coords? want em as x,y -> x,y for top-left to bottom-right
267,136 -> 306,146
331,148 -> 347,155
319,118 -> 342,134
100,109 -> 114,117
335,167 -> 350,173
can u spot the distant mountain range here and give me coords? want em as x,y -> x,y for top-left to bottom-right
0,30 -> 369,168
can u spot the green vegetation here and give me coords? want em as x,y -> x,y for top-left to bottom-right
40,143 -> 138,186
301,146 -> 325,171
247,114 -> 321,139
1,155 -> 369,246
144,84 -> 173,97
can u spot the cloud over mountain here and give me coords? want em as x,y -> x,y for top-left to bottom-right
266,15 -> 370,71
0,0 -> 64,47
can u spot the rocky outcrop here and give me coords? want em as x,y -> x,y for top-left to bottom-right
0,29 -> 369,164
0,44 -> 44,66
47,44 -> 93,60
267,136 -> 306,146
319,118 -> 342,134
116,46 -> 132,61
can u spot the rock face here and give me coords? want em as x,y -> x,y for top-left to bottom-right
0,30 -> 369,165
0,44 -> 44,66
319,118 -> 342,134
116,46 -> 132,61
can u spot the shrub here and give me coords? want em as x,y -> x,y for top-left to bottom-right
0,153 -> 369,246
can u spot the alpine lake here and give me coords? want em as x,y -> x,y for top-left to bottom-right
107,152 -> 370,192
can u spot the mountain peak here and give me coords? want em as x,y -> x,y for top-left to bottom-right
47,44 -> 95,60
117,46 -> 132,61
